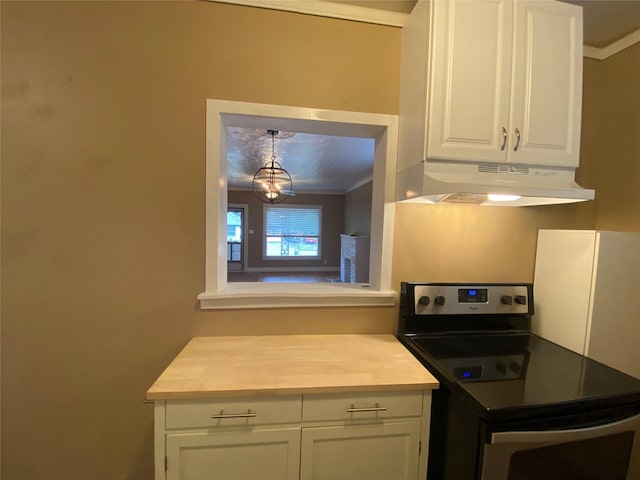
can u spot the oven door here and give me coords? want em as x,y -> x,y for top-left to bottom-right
480,412 -> 640,480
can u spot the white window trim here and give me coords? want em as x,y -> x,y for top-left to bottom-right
262,204 -> 322,260
198,99 -> 397,309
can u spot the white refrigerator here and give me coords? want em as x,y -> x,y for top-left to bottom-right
533,229 -> 640,379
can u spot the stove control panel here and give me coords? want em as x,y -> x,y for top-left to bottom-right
409,284 -> 532,315
439,354 -> 526,381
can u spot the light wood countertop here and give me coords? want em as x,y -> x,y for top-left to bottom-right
146,334 -> 438,400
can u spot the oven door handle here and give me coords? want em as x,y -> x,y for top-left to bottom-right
490,412 -> 640,445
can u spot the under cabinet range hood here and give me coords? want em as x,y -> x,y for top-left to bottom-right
396,161 -> 595,207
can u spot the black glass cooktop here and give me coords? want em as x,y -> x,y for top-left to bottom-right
410,333 -> 640,418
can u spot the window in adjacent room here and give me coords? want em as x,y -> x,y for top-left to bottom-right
263,204 -> 322,259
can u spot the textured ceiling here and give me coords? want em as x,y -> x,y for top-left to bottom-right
225,127 -> 375,194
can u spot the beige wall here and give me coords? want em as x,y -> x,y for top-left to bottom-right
1,2 -> 400,479
0,1 -> 634,479
391,201 -> 594,288
582,44 -> 640,231
228,191 -> 344,269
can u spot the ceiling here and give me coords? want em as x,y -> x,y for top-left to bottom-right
562,0 -> 640,47
226,128 -> 375,195
324,0 -> 640,48
226,0 -> 640,195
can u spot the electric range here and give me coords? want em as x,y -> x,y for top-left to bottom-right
398,282 -> 640,480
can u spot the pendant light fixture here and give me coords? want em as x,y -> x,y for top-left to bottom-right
252,130 -> 293,204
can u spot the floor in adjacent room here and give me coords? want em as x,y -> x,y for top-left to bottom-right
227,271 -> 341,283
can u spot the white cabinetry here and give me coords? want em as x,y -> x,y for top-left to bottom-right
162,396 -> 302,480
533,230 -> 640,379
398,0 -> 582,171
300,391 -> 425,480
300,422 -> 421,480
166,429 -> 300,480
154,391 -> 432,480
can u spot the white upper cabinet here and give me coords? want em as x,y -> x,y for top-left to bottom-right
427,0 -> 514,164
398,0 -> 583,172
509,1 -> 582,167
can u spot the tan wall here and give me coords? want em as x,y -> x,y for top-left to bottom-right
228,191 -> 344,268
391,201 -> 594,289
1,1 -> 632,479
0,2 -> 400,479
582,44 -> 640,231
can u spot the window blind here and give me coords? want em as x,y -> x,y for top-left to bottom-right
265,206 -> 320,236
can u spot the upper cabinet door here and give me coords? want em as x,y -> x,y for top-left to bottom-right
427,0 -> 514,163
398,0 -> 584,172
509,0 -> 583,167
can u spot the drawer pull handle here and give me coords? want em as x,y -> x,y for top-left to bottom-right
347,403 -> 387,414
211,410 -> 257,419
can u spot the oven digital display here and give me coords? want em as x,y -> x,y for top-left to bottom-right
458,288 -> 488,303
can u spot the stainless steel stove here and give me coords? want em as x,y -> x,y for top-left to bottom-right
398,282 -> 640,480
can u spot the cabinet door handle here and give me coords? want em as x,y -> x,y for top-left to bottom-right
211,410 -> 257,419
514,128 -> 521,151
347,404 -> 388,413
500,126 -> 507,151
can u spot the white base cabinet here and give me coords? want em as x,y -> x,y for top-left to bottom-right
166,429 -> 300,480
300,422 -> 422,480
154,391 -> 432,480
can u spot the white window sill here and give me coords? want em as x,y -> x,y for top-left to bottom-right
198,283 -> 397,310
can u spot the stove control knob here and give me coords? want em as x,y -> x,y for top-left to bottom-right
509,361 -> 522,375
435,296 -> 446,306
418,296 -> 431,306
501,295 -> 513,305
515,295 -> 527,305
496,362 -> 507,375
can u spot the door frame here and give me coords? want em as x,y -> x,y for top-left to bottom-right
227,203 -> 248,272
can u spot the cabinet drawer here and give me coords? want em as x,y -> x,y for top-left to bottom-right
166,396 -> 302,429
302,390 -> 423,422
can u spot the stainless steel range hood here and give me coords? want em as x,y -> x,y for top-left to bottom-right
396,160 -> 595,207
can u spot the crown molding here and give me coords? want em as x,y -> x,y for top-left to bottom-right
208,0 -> 407,27
583,29 -> 640,60
210,1 -> 638,61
